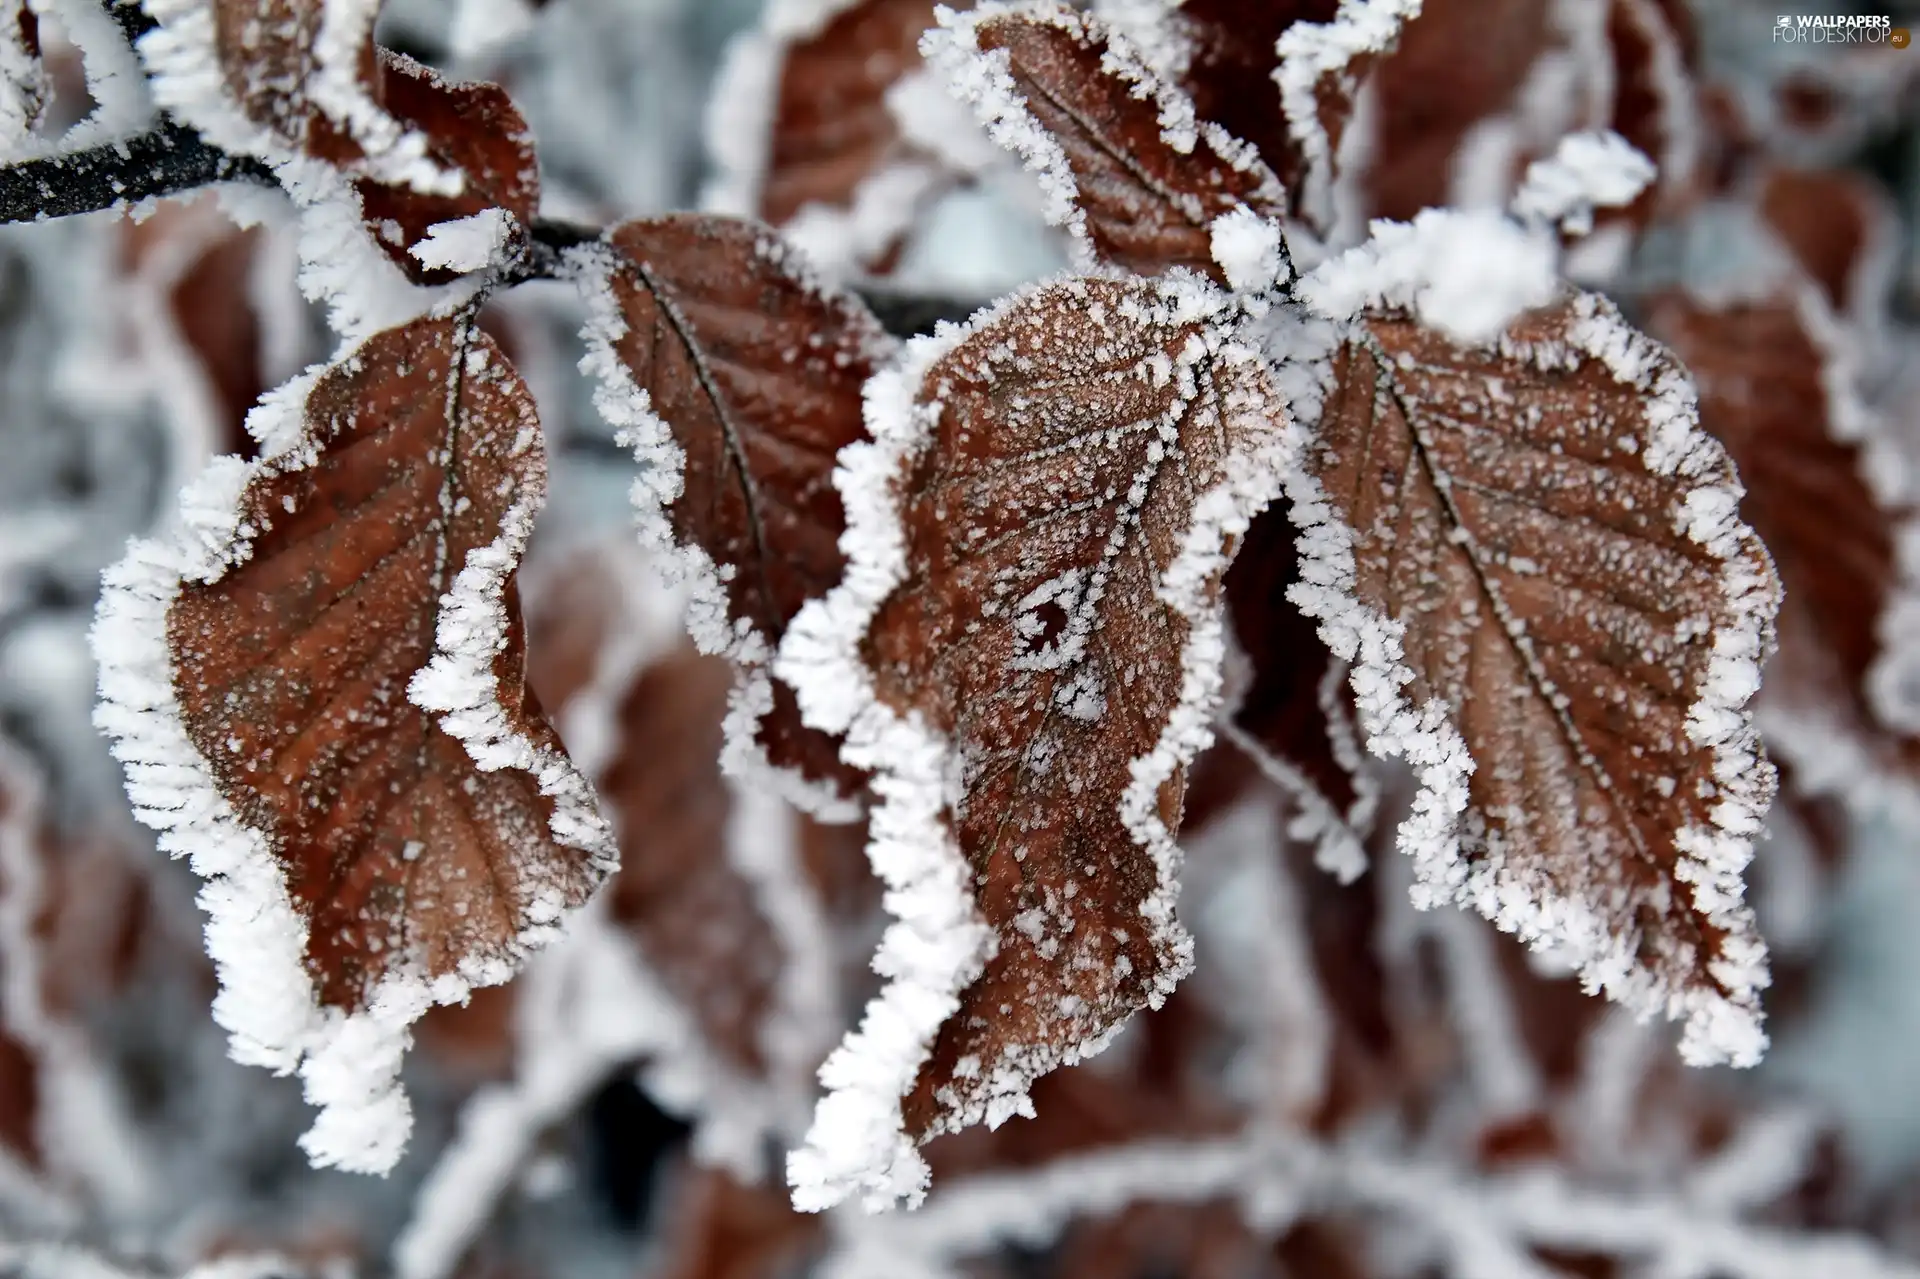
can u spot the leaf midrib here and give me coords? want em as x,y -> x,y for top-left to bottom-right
1362,334 -> 1667,881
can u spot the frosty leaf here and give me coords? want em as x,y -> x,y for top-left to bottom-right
1757,167 -> 1898,323
142,2 -> 535,277
1269,0 -> 1418,233
1602,0 -> 1700,225
1287,289 -> 1779,1067
1222,505 -> 1372,877
777,273 -> 1294,1210
925,2 -> 1287,283
1169,0 -> 1337,201
0,0 -> 48,155
1363,0 -> 1557,220
91,311 -> 615,1174
147,0 -> 438,185
577,216 -> 895,815
599,643 -> 788,1077
757,0 -> 950,229
1643,290 -> 1920,803
355,52 -> 540,283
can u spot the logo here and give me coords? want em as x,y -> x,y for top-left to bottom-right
1774,13 -> 1902,43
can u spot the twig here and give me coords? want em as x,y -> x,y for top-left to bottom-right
0,120 -> 273,224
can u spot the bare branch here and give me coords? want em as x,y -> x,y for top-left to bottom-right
0,120 -> 273,224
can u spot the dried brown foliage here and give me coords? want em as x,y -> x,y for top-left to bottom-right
1303,294 -> 1774,1039
848,275 -> 1283,1137
598,214 -> 891,802
1173,0 -> 1341,202
758,0 -> 951,228
48,0 -> 1857,1243
1643,291 -> 1915,784
967,8 -> 1285,281
166,313 -> 604,1013
355,53 -> 540,281
599,644 -> 785,1074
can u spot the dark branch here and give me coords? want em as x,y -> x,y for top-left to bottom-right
0,120 -> 274,224
104,0 -> 157,46
857,289 -> 990,337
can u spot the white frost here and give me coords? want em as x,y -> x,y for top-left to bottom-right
1298,207 -> 1559,343
774,312 -> 996,1213
407,208 -> 515,275
1274,0 -> 1422,233
1511,130 -> 1657,238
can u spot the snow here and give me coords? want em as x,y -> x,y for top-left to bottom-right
39,0 -> 154,150
447,0 -> 538,64
1511,130 -> 1657,237
407,208 -> 515,275
1209,206 -> 1290,295
1297,207 -> 1560,343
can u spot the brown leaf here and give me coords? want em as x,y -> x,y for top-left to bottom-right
600,644 -> 785,1076
1173,0 -> 1340,205
653,1167 -> 820,1279
520,541 -> 870,1094
1222,503 -> 1372,868
95,311 -> 612,1172
175,7 -> 537,276
354,51 -> 541,283
166,313 -> 606,1017
1603,0 -> 1701,225
1291,290 -> 1778,1065
583,215 -> 893,813
758,0 -> 953,228
1365,0 -> 1555,220
1642,290 -> 1918,798
206,0 -> 339,158
2,0 -> 49,140
778,273 -> 1291,1207
119,196 -> 272,460
928,4 -> 1287,283
1757,167 -> 1897,321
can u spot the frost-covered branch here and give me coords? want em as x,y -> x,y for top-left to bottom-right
0,119 -> 270,224
822,1127 -> 1920,1279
